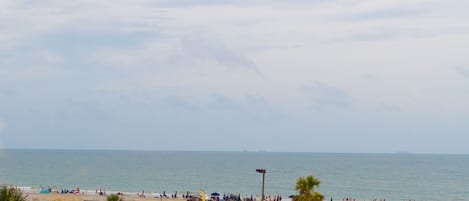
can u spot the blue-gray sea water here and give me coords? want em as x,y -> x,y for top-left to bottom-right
1,150 -> 469,201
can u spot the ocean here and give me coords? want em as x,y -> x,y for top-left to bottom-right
1,150 -> 468,201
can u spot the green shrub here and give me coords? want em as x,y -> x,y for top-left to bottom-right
107,194 -> 124,201
293,176 -> 324,201
0,185 -> 28,201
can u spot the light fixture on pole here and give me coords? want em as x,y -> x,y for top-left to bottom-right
256,169 -> 266,201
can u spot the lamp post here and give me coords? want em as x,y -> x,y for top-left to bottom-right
256,169 -> 266,201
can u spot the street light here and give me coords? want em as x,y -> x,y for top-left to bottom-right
256,169 -> 266,201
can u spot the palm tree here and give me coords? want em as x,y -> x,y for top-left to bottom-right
0,185 -> 28,201
293,176 -> 324,201
107,194 -> 124,201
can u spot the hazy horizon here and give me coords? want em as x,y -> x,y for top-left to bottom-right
1,148 -> 466,155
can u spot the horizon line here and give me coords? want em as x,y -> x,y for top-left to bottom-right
1,147 -> 467,156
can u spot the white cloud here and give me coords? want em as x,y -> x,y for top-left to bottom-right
36,50 -> 63,64
2,0 -> 469,152
2,0 -> 467,52
3,0 -> 468,103
0,49 -> 62,84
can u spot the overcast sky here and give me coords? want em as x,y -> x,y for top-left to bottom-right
1,0 -> 469,153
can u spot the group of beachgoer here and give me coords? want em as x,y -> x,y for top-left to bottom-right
209,193 -> 281,201
31,186 -> 284,201
263,195 -> 282,201
182,192 -> 196,199
221,194 -> 242,201
59,187 -> 80,194
241,196 -> 256,201
183,194 -> 198,199
96,188 -> 107,196
343,197 -> 357,201
340,197 -> 387,201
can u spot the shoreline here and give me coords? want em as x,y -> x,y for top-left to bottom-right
12,186 -> 265,201
26,193 -> 187,201
15,186 -> 191,201
16,186 -> 203,197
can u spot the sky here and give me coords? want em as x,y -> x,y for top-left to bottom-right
1,0 -> 469,154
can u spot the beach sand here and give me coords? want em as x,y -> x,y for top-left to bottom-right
27,194 -> 187,201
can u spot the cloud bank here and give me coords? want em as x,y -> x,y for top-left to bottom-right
1,0 -> 469,153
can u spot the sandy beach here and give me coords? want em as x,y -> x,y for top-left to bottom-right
26,193 -> 187,201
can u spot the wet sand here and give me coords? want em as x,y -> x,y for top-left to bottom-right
27,193 -> 187,201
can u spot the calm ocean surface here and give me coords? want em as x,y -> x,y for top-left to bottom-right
1,150 -> 469,201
